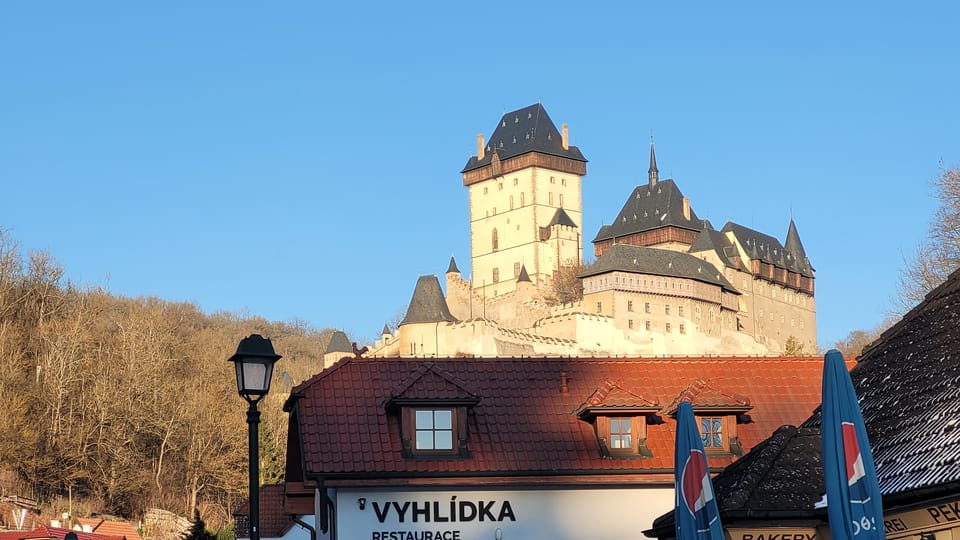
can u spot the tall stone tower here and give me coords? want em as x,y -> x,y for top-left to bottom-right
460,104 -> 588,298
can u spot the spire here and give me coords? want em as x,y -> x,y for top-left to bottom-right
446,256 -> 460,274
516,264 -> 531,283
648,135 -> 659,187
381,324 -> 391,336
784,219 -> 807,260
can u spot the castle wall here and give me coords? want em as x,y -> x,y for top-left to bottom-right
723,267 -> 816,354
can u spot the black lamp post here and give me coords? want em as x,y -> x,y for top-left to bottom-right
229,334 -> 282,540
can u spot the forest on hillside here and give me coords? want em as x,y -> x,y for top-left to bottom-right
0,228 -> 334,532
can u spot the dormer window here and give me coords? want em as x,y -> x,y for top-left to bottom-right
415,409 -> 454,451
700,416 -> 724,449
385,362 -> 481,459
667,382 -> 752,457
576,381 -> 660,458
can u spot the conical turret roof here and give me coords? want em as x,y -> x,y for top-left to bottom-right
399,275 -> 457,326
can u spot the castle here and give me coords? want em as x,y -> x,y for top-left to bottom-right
366,103 -> 816,359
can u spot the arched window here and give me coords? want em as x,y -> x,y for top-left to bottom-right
492,228 -> 499,251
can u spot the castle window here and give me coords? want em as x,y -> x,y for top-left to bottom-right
492,268 -> 499,283
509,195 -> 514,210
513,177 -> 518,186
665,305 -> 671,315
645,321 -> 651,331
596,302 -> 602,313
627,300 -> 634,312
800,320 -> 805,329
559,193 -> 564,207
644,302 -> 651,314
562,177 -> 567,186
678,305 -> 684,317
680,323 -> 686,334
498,182 -> 503,191
666,323 -> 672,333
521,192 -> 525,206
550,176 -> 556,184
492,207 -> 496,215
628,319 -> 634,329
492,228 -> 499,251
483,187 -> 488,194
514,262 -> 520,277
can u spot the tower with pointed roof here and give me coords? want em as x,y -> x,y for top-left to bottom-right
461,104 -> 587,299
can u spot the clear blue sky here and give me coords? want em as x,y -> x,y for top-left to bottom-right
2,2 -> 958,349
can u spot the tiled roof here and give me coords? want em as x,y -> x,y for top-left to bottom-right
287,356 -> 825,482
74,519 -> 142,540
580,243 -> 739,294
576,380 -> 659,418
0,527 -> 124,540
399,275 -> 457,326
662,379 -> 751,415
802,266 -> 960,500
461,104 -> 586,173
592,179 -> 704,243
233,484 -> 294,538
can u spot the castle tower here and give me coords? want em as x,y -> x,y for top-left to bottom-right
461,104 -> 588,298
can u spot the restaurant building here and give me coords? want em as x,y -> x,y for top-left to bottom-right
277,355 -> 829,540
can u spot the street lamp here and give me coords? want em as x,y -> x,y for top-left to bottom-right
229,334 -> 282,540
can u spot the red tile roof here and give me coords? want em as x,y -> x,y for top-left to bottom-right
74,519 -> 142,540
287,356 -> 834,483
0,526 -> 124,540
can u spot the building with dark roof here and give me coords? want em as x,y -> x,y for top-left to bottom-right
645,267 -> 960,540
280,355 -> 828,539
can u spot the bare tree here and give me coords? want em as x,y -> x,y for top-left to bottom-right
896,166 -> 960,311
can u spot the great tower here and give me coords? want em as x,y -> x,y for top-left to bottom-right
460,104 -> 588,299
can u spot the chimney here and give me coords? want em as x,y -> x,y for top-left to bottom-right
682,197 -> 691,220
561,124 -> 569,150
477,134 -> 485,161
560,371 -> 569,394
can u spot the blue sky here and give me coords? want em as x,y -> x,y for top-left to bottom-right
2,2 -> 958,349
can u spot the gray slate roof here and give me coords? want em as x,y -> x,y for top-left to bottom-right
400,275 -> 457,326
580,243 -> 739,294
546,207 -> 578,228
461,103 -> 587,173
324,330 -> 352,354
516,264 -> 531,283
446,256 -> 460,274
722,221 -> 814,278
688,226 -> 739,269
592,179 -> 705,243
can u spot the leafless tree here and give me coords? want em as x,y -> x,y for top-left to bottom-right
896,166 -> 960,311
